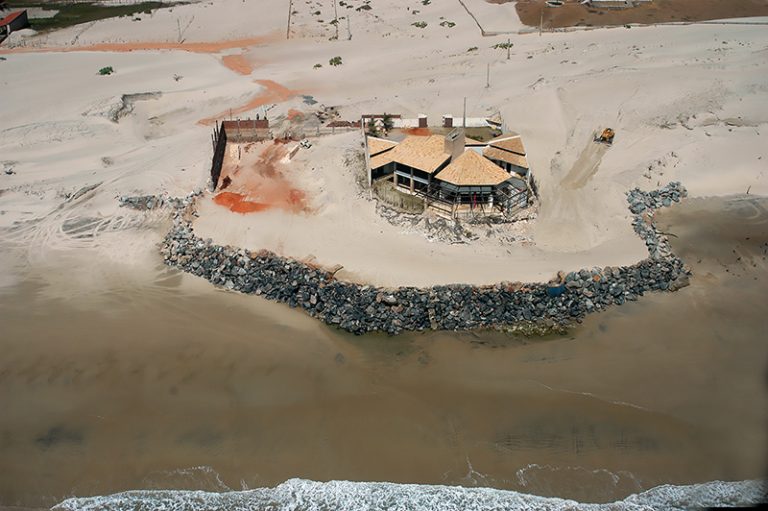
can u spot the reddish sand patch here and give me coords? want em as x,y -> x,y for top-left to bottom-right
198,79 -> 300,126
214,143 -> 309,215
221,54 -> 253,75
287,108 -> 305,121
0,33 -> 280,55
214,192 -> 270,213
402,127 -> 432,136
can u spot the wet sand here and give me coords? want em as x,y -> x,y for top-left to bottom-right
0,196 -> 766,508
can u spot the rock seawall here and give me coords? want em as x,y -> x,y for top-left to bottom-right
154,182 -> 689,335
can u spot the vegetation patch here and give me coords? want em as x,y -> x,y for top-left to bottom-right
10,0 -> 179,31
372,179 -> 425,214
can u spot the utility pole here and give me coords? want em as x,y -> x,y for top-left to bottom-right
347,14 -> 351,40
332,0 -> 339,40
287,0 -> 293,39
539,7 -> 543,37
463,97 -> 467,130
486,63 -> 490,88
507,38 -> 511,60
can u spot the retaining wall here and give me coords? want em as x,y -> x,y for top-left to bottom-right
209,123 -> 228,190
156,182 -> 690,335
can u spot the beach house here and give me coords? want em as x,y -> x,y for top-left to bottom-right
366,127 -> 532,218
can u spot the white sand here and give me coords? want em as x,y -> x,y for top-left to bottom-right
1,0 -> 766,288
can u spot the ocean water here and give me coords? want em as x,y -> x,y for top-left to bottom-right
53,477 -> 766,511
1,195 -> 767,509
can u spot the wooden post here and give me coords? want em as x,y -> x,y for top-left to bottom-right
287,0 -> 293,39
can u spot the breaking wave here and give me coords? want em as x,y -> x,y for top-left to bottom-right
53,478 -> 766,511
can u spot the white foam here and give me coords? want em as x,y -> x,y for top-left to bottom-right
53,478 -> 766,511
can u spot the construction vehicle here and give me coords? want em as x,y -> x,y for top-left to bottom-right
595,128 -> 615,145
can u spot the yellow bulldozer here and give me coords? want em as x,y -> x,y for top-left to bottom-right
595,128 -> 615,145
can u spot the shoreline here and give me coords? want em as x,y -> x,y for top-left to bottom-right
51,477 -> 767,511
155,182 -> 690,335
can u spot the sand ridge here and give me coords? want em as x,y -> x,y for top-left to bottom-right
0,33 -> 280,55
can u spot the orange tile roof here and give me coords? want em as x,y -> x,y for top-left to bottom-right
367,136 -> 398,157
384,135 -> 450,174
464,136 -> 486,146
483,146 -> 529,170
0,10 -> 25,27
488,134 -> 526,155
435,150 -> 511,187
370,150 -> 396,169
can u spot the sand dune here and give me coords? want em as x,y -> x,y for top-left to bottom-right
1,0 -> 766,289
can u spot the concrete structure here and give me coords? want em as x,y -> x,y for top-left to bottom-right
210,118 -> 271,190
220,118 -> 270,143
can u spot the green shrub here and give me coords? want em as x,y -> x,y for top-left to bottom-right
98,66 -> 114,75
329,56 -> 343,66
382,113 -> 394,131
412,21 -> 427,28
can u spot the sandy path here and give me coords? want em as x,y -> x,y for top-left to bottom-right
221,54 -> 254,75
561,138 -> 609,190
197,79 -> 301,126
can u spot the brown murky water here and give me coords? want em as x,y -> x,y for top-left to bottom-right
0,195 -> 766,509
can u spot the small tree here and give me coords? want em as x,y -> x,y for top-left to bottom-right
329,56 -> 343,66
98,66 -> 114,75
366,120 -> 380,137
492,40 -> 514,60
381,113 -> 394,132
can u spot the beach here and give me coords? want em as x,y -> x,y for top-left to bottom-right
0,196 -> 766,508
1,0 -> 767,507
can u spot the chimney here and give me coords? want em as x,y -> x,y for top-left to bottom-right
442,115 -> 453,128
444,128 -> 465,162
418,114 -> 428,128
